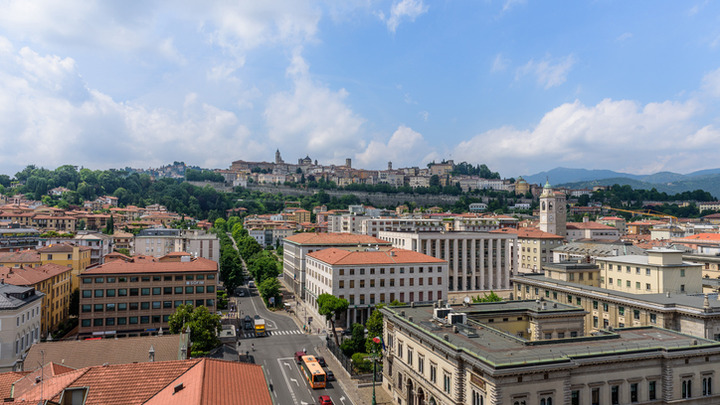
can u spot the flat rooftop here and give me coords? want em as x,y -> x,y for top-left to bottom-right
383,302 -> 720,369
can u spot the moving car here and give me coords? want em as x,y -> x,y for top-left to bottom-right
326,370 -> 335,381
316,356 -> 326,367
318,395 -> 333,405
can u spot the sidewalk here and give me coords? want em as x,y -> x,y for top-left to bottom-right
278,280 -> 394,405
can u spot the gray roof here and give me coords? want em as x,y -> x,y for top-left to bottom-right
0,284 -> 43,310
383,303 -> 720,369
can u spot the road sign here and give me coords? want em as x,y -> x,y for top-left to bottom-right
269,297 -> 275,305
307,317 -> 313,324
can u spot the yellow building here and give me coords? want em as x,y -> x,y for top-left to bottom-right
0,263 -> 73,337
514,176 -> 530,195
38,243 -> 92,291
597,248 -> 702,295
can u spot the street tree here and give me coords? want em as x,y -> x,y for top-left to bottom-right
168,304 -> 222,356
258,277 -> 281,306
365,305 -> 384,353
317,293 -> 349,346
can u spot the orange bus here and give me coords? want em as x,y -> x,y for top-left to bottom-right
300,355 -> 327,389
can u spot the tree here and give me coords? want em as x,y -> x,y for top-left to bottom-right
472,291 -> 502,303
341,323 -> 366,356
365,305 -> 384,353
214,218 -> 227,232
258,277 -> 281,306
103,214 -> 115,235
317,293 -> 349,346
168,304 -> 222,356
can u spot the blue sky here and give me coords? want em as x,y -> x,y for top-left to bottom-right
0,0 -> 719,178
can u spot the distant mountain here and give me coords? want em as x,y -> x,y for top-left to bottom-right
523,168 -> 640,185
524,167 -> 720,198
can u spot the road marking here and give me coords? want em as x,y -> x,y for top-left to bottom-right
277,357 -> 299,404
291,378 -> 299,387
340,396 -> 347,405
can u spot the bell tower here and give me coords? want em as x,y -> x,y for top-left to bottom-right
539,180 -> 566,237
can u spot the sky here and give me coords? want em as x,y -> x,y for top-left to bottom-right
0,1 -> 719,178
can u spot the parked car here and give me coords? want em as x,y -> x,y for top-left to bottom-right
316,356 -> 326,367
318,395 -> 333,405
238,290 -> 245,297
326,370 -> 335,381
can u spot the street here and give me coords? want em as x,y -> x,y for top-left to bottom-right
231,283 -> 353,405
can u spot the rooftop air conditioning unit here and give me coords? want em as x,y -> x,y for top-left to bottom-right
448,313 -> 467,325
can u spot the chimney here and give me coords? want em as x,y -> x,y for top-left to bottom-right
149,345 -> 155,362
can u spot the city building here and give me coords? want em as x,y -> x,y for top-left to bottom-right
596,248 -> 703,295
566,217 -> 621,241
382,301 -> 720,405
0,284 -> 43,372
37,243 -> 92,290
360,218 -> 445,238
0,227 -> 39,252
282,232 -> 392,299
598,216 -> 628,235
0,263 -> 72,337
378,231 -> 517,298
133,228 -> 220,263
304,247 -> 448,326
38,230 -> 114,265
0,250 -> 41,268
552,240 -> 647,263
491,227 -> 564,272
77,256 -> 218,338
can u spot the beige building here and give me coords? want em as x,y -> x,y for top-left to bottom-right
305,248 -> 447,326
282,233 -> 392,299
566,218 -> 620,241
378,231 -> 517,297
491,227 -> 564,273
597,249 -> 702,295
382,301 -> 720,405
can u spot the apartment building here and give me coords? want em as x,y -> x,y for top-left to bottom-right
305,248 -> 447,326
566,219 -> 621,241
0,284 -> 43,372
378,231 -> 517,297
596,249 -> 702,295
38,243 -> 92,290
38,230 -> 114,265
382,302 -> 720,405
0,263 -> 72,337
0,227 -> 40,252
360,218 -> 445,237
78,256 -> 218,338
552,240 -> 646,263
283,233 -> 392,300
491,227 -> 564,273
133,228 -> 220,263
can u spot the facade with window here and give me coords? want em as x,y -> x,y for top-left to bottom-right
491,227 -> 564,273
512,271 -> 720,340
381,302 -> 720,405
304,248 -> 447,327
282,232 -> 392,300
596,249 -> 703,295
378,231 -> 517,296
77,256 -> 218,337
0,284 -> 43,372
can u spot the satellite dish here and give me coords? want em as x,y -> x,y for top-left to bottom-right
463,296 -> 471,304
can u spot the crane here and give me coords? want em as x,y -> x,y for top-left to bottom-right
602,206 -> 677,223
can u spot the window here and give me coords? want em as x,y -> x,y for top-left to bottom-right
106,289 -> 115,297
646,283 -> 651,290
634,309 -> 640,320
630,383 -> 638,403
539,397 -> 553,405
571,390 -> 579,405
430,364 -> 437,383
591,387 -> 600,405
649,381 -> 657,400
703,376 -> 712,396
152,287 -> 161,295
185,286 -> 194,294
407,348 -> 413,366
593,316 -> 598,328
443,372 -> 451,394
130,288 -> 139,296
611,385 -> 619,404
95,277 -> 104,283
175,286 -> 183,294
472,390 -> 484,405
603,303 -> 609,311
141,302 -> 150,310
650,313 -> 657,323
683,379 -> 693,398
94,289 -> 104,298
81,304 -> 91,313
152,301 -> 161,309
141,316 -> 150,324
141,288 -> 150,296
681,284 -> 686,292
593,301 -> 598,309
118,288 -> 127,296
418,355 -> 424,374
681,269 -> 686,277
619,306 -> 625,316
82,290 -> 91,298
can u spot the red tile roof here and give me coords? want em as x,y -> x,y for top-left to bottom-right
674,233 -> 720,241
0,263 -> 72,285
82,257 -> 217,275
566,221 -> 616,230
284,232 -> 391,246
38,243 -> 91,253
0,371 -> 29,399
490,227 -> 563,239
0,250 -> 41,263
307,247 -> 445,266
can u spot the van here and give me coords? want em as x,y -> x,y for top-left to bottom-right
294,351 -> 306,363
248,280 -> 255,288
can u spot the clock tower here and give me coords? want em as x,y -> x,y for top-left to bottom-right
539,180 -> 566,237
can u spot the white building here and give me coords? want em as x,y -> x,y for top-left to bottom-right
360,218 -> 445,237
0,284 -> 43,372
305,248 -> 447,326
133,228 -> 220,263
566,219 -> 620,241
378,231 -> 517,296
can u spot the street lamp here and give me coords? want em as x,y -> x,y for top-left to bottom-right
370,351 -> 381,405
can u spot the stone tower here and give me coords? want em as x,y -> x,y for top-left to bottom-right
539,180 -> 566,237
275,149 -> 284,164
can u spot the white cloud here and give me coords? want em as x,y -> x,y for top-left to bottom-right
491,53 -> 509,73
452,98 -> 710,175
355,125 -> 437,168
702,67 -> 720,97
502,0 -> 526,13
516,54 -> 576,89
0,42 -> 255,173
616,32 -> 633,42
382,0 -> 429,33
264,53 -> 365,164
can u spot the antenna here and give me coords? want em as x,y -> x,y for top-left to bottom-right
463,296 -> 471,304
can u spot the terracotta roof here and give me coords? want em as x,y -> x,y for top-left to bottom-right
0,263 -> 72,285
82,257 -> 217,275
24,335 -> 186,370
307,247 -> 446,266
0,250 -> 41,263
490,227 -> 564,239
38,243 -> 91,253
599,216 -> 625,221
0,371 -> 30,399
8,359 -> 272,405
284,232 -> 391,246
674,233 -> 720,241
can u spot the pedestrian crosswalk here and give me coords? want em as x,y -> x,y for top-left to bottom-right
241,329 -> 302,338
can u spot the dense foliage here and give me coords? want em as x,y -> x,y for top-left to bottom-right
317,293 -> 349,346
451,161 -> 501,179
186,169 -> 225,183
168,304 -> 222,356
